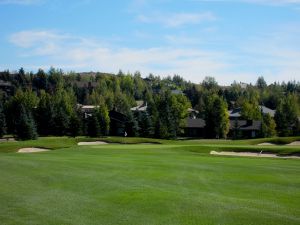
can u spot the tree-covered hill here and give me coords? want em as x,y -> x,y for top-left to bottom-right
0,67 -> 299,140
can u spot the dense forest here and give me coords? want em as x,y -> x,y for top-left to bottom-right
0,67 -> 299,140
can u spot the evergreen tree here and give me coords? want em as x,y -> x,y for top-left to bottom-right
87,114 -> 101,137
69,112 -> 82,137
256,76 -> 267,89
0,102 -> 6,138
36,90 -> 55,135
15,104 -> 37,140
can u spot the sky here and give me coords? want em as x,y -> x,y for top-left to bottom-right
0,0 -> 300,85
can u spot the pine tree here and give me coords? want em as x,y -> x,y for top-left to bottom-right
87,114 -> 101,137
69,112 -> 82,137
0,102 -> 6,138
15,104 -> 37,140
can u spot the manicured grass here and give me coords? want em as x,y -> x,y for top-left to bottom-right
0,141 -> 299,225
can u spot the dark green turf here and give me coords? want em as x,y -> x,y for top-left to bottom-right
0,143 -> 299,225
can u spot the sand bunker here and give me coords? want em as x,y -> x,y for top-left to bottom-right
210,151 -> 299,159
257,142 -> 275,146
0,138 -> 16,142
18,148 -> 49,153
287,141 -> 300,146
77,141 -> 108,146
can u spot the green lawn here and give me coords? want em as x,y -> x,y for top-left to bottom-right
0,138 -> 299,225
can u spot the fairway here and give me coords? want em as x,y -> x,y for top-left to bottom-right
0,142 -> 300,225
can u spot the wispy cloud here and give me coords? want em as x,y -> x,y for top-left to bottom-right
137,12 -> 216,28
8,30 -> 232,83
8,28 -> 300,84
0,0 -> 43,5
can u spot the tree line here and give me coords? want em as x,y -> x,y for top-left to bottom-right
0,67 -> 299,140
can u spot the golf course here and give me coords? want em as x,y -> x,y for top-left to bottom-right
0,137 -> 300,225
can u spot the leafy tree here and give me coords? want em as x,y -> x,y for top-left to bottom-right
205,95 -> 229,138
261,113 -> 276,137
5,89 -> 38,135
94,105 -> 110,136
154,90 -> 191,138
51,88 -> 76,135
202,76 -> 218,92
240,101 -> 262,120
275,94 -> 299,136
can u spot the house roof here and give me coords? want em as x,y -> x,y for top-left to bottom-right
185,118 -> 206,128
228,108 -> 241,118
188,108 -> 199,114
230,120 -> 261,131
131,101 -> 147,112
259,105 -> 276,117
228,105 -> 276,118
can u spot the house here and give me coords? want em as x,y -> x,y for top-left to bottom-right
78,104 -> 99,118
131,101 -> 147,112
229,120 -> 262,138
228,108 -> 242,119
182,108 -> 206,137
228,105 -> 276,119
183,118 -> 206,137
0,80 -> 13,95
187,108 -> 199,119
259,105 -> 275,117
78,104 -> 128,136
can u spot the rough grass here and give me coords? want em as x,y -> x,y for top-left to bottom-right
0,144 -> 299,225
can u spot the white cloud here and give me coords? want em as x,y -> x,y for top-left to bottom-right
137,12 -> 216,27
8,30 -> 233,83
8,29 -> 300,85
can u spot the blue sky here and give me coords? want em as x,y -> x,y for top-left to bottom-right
0,0 -> 300,84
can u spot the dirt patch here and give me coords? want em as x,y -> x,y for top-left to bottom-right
257,142 -> 276,146
78,141 -> 108,146
210,151 -> 299,159
18,148 -> 49,153
287,141 -> 300,146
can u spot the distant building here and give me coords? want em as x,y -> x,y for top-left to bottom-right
131,101 -> 147,112
78,104 -> 128,136
183,118 -> 206,137
228,105 -> 276,119
229,120 -> 262,139
78,104 -> 99,118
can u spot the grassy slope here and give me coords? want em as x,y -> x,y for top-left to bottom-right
0,145 -> 299,225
